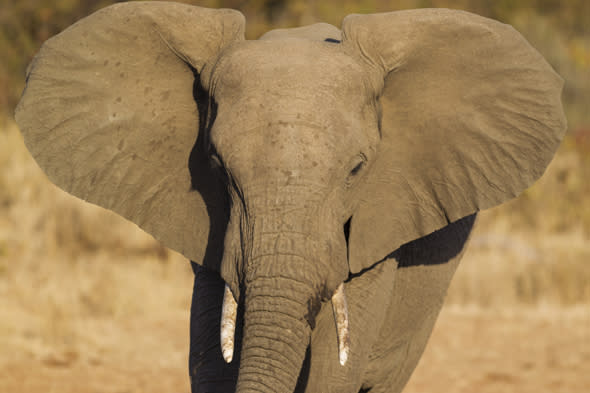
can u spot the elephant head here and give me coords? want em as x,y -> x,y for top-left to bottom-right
16,3 -> 566,393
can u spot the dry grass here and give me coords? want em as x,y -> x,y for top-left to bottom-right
449,219 -> 590,307
1,119 -> 589,391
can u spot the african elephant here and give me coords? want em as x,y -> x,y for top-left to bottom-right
15,2 -> 566,393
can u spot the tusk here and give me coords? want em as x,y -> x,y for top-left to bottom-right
220,284 -> 238,363
331,283 -> 350,366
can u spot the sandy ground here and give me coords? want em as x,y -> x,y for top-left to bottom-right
1,306 -> 588,393
405,306 -> 590,393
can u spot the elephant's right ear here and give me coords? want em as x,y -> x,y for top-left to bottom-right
15,2 -> 245,265
341,9 -> 567,272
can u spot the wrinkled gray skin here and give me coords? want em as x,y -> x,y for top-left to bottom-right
15,2 -> 566,393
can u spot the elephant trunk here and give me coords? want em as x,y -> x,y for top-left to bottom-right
235,255 -> 318,393
221,195 -> 349,391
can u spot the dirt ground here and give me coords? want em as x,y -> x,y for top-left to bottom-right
405,307 -> 590,393
1,306 -> 588,393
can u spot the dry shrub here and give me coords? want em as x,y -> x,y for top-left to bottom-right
448,222 -> 590,307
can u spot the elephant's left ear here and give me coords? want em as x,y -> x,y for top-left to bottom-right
341,9 -> 567,272
15,3 -> 244,266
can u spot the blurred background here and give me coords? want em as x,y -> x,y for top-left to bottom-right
1,1 -> 588,392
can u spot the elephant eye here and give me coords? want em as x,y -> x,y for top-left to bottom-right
349,153 -> 367,177
350,161 -> 364,176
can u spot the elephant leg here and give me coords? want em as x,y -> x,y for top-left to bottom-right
189,262 -> 240,393
363,214 -> 476,393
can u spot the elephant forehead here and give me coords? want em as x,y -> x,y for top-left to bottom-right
212,121 -> 349,187
207,41 -> 379,185
211,40 -> 369,101
209,40 -> 376,147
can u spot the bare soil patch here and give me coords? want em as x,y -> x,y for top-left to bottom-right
1,306 -> 588,392
406,307 -> 590,393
